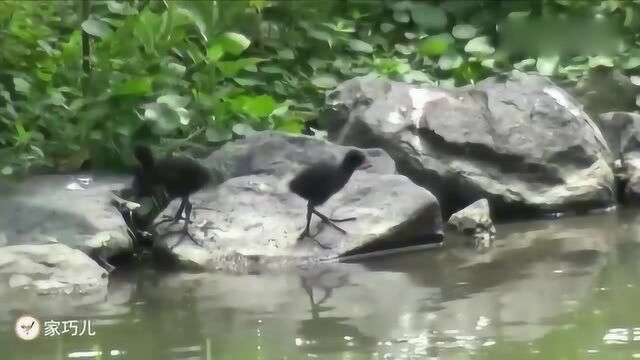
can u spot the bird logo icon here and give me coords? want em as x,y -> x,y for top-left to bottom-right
15,315 -> 40,341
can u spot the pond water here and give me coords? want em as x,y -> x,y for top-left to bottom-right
3,210 -> 640,360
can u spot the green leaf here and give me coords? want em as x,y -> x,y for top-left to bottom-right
636,94 -> 640,108
380,23 -> 395,33
81,18 -> 113,39
220,32 -> 251,55
277,48 -> 295,60
588,55 -> 614,68
395,44 -> 414,55
438,51 -> 464,70
393,11 -> 410,23
157,94 -> 190,108
207,43 -> 224,61
536,54 -> 560,76
113,77 -> 152,96
419,33 -> 455,56
217,58 -> 266,77
233,78 -> 263,86
410,4 -> 447,30
631,76 -> 640,87
275,118 -> 304,133
206,127 -> 233,142
311,74 -> 339,89
403,70 -> 433,84
143,103 -> 180,132
348,39 -> 374,53
13,77 -> 30,94
1,166 -> 13,176
452,24 -> 477,39
464,36 -> 495,56
623,56 -> 640,70
107,1 -> 138,15
242,95 -> 277,118
514,58 -> 536,70
232,123 -> 256,136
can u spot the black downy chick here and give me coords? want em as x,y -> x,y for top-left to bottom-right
133,145 -> 211,246
289,149 -> 370,248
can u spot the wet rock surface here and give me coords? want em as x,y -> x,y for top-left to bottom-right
447,199 -> 496,244
322,71 -> 614,220
0,243 -> 108,298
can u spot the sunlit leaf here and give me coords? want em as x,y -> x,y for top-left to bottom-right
410,4 -> 447,30
438,51 -> 464,70
220,32 -> 251,55
536,54 -> 560,76
395,44 -> 414,55
241,95 -> 278,118
232,123 -> 256,136
514,58 -> 536,70
452,24 -> 477,39
311,74 -> 339,88
588,55 -> 614,68
113,78 -> 152,96
278,48 -> 295,60
13,77 -> 30,94
380,23 -> 395,33
207,43 -> 224,61
107,1 -> 138,15
206,127 -> 233,142
1,166 -> 13,176
157,94 -> 190,108
81,18 -> 113,39
349,39 -> 374,53
464,36 -> 495,55
419,33 -> 454,56
393,11 -> 410,23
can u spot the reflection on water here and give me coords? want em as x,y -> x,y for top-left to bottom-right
3,211 -> 640,359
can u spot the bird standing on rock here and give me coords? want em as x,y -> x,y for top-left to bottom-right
289,149 -> 370,249
132,145 -> 211,246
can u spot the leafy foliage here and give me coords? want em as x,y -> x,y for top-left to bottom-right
2,0 -> 640,175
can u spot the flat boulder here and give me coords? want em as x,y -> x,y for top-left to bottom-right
0,175 -> 132,263
0,243 -> 108,296
322,71 -> 615,219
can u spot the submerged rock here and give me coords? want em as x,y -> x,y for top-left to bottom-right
447,199 -> 496,244
322,71 -> 615,220
0,243 -> 108,295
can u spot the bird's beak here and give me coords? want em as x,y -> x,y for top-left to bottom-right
358,160 -> 372,170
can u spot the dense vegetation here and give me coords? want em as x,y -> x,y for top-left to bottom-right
2,0 -> 640,176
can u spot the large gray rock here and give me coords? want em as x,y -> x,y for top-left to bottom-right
203,131 -> 397,180
322,71 -> 615,219
158,173 -> 442,271
0,175 -> 132,261
0,243 -> 108,296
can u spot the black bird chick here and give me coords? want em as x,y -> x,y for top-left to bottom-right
289,149 -> 370,248
133,145 -> 211,246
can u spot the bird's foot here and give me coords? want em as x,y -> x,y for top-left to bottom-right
169,230 -> 202,249
152,215 -> 193,230
296,230 -> 332,249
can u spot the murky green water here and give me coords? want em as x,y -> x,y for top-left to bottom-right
3,210 -> 640,359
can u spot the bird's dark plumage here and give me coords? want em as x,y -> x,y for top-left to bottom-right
131,145 -> 212,247
289,149 -> 369,248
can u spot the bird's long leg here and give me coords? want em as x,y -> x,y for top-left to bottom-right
153,197 -> 189,228
297,203 -> 331,249
296,202 -> 313,241
312,209 -> 349,234
171,199 -> 202,248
